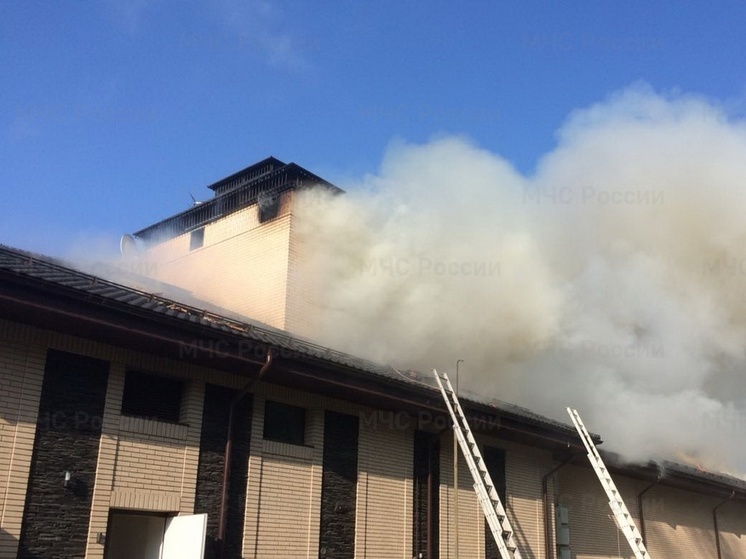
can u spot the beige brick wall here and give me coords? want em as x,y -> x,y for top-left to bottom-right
246,393 -> 323,559
84,362 -> 125,559
5,317 -> 746,559
641,484 -> 719,559
505,445 -> 552,559
440,437 -> 483,559
449,436 -> 554,559
83,357 -> 205,559
355,415 -> 413,559
0,327 -> 46,559
0,319 -> 224,559
243,383 -> 358,558
717,500 -> 746,558
284,199 -> 321,336
143,193 -> 296,331
558,464 -> 645,559
556,464 -> 743,559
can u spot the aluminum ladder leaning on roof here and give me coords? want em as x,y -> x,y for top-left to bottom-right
432,369 -> 523,559
567,407 -> 652,559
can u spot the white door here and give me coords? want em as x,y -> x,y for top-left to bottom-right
160,513 -> 207,559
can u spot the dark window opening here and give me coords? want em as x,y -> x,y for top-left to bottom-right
484,445 -> 507,559
190,228 -> 205,250
121,370 -> 184,423
257,191 -> 280,223
413,430 -> 439,559
263,400 -> 305,445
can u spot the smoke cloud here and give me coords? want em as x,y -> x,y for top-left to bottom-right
295,84 -> 746,476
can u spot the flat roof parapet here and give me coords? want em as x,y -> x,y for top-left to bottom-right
132,158 -> 343,244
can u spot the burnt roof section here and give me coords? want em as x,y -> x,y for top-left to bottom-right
207,156 -> 285,196
598,451 -> 746,499
133,158 -> 343,244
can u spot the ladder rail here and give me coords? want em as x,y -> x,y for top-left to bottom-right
433,369 -> 523,559
567,408 -> 652,559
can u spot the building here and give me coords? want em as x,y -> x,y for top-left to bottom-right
131,157 -> 341,336
1,158 -> 746,559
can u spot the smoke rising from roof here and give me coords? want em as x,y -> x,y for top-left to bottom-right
296,84 -> 746,476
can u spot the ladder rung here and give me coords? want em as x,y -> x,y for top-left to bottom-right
434,369 -> 523,559
567,408 -> 651,559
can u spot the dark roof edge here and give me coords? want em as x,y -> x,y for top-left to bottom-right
207,156 -> 286,192
4,243 -> 746,494
0,244 -> 576,441
590,450 -> 746,499
132,161 -> 343,243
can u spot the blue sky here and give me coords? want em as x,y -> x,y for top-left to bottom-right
2,0 -> 746,257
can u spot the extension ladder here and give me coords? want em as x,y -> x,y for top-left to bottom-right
432,369 -> 523,559
567,408 -> 651,559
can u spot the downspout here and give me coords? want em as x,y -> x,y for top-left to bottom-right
542,456 -> 574,559
637,473 -> 661,545
713,490 -> 735,559
217,351 -> 274,558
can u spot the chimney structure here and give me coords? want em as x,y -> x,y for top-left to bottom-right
132,157 -> 342,336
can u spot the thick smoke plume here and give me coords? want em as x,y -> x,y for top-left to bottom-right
296,84 -> 746,476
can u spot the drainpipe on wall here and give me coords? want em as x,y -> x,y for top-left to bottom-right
636,473 -> 661,545
217,351 -> 274,559
713,490 -> 735,559
542,455 -> 575,559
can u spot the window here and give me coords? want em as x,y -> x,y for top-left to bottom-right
484,446 -> 506,559
189,228 -> 204,250
121,370 -> 184,423
413,430 -> 439,559
263,400 -> 305,445
257,192 -> 280,223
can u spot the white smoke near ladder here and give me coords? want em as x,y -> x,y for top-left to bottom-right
295,84 -> 746,477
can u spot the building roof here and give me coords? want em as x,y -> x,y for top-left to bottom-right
1,242 -> 745,498
0,243 -> 570,435
133,157 -> 343,244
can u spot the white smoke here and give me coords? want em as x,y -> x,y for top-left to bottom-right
295,84 -> 746,476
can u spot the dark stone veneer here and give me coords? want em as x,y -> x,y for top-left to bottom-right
318,411 -> 359,559
18,349 -> 109,559
194,384 -> 253,559
413,430 -> 440,559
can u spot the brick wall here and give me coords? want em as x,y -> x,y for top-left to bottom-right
505,446 -> 551,558
439,434 -> 553,559
439,437 -> 482,559
555,464 -> 746,559
5,318 -> 746,559
0,330 -> 46,559
558,464 -> 644,558
318,410 -> 359,559
242,386 -> 325,558
642,483 -> 719,559
285,195 -> 322,336
84,362 -> 205,559
355,416 -> 413,559
0,319 -> 223,559
194,383 -> 253,559
143,193 -> 295,331
17,349 -> 109,559
717,500 -> 746,558
484,445 -> 507,559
